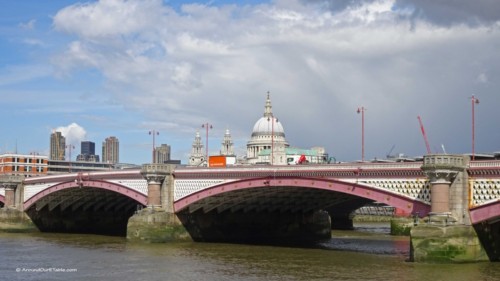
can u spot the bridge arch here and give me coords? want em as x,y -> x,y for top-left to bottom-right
24,180 -> 147,236
470,201 -> 500,224
470,200 -> 500,261
0,195 -> 4,206
174,177 -> 430,215
24,180 -> 147,210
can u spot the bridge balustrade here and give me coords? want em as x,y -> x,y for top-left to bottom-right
175,161 -> 424,173
469,160 -> 500,168
423,154 -> 467,167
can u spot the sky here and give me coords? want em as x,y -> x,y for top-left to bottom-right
1,0 -> 499,164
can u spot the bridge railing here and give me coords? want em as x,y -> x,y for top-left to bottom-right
141,164 -> 174,175
469,160 -> 500,168
23,169 -> 143,184
423,154 -> 468,167
175,159 -> 500,175
174,162 -> 424,173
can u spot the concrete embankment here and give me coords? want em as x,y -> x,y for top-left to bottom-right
354,215 -> 415,236
0,208 -> 38,233
411,225 -> 488,262
127,208 -> 191,243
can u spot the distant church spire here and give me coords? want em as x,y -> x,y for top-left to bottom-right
263,91 -> 273,118
189,130 -> 205,166
220,128 -> 234,156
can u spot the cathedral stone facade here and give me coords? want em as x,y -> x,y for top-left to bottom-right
189,93 -> 327,166
246,93 -> 289,165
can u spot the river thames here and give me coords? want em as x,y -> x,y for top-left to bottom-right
1,223 -> 498,281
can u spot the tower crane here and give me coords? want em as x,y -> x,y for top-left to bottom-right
417,116 -> 431,154
386,144 -> 396,159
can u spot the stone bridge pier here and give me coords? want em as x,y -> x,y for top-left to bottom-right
126,164 -> 190,242
0,175 -> 24,209
0,175 -> 34,232
411,154 -> 489,262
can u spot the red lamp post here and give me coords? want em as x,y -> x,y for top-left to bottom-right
66,144 -> 75,172
202,123 -> 213,164
267,115 -> 278,165
471,95 -> 480,161
149,130 -> 159,163
30,152 -> 38,174
357,106 -> 366,162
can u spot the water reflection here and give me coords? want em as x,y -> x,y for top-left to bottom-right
1,222 -> 499,281
323,222 -> 410,256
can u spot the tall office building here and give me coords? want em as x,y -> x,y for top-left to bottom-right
102,136 -> 119,164
81,141 -> 95,155
154,144 -> 171,164
77,141 -> 100,162
50,131 -> 66,160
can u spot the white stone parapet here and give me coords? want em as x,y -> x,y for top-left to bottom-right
422,154 -> 468,168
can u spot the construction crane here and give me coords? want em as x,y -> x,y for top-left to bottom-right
417,116 -> 431,154
386,144 -> 396,159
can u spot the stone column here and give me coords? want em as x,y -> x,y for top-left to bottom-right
128,164 -> 190,242
0,175 -> 24,209
429,172 -> 455,214
148,180 -> 162,207
4,185 -> 16,207
140,164 -> 171,209
421,154 -> 468,224
411,155 -> 489,262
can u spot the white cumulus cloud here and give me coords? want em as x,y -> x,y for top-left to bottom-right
48,0 -> 500,161
55,123 -> 87,147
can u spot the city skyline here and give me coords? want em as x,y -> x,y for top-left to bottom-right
1,0 -> 500,164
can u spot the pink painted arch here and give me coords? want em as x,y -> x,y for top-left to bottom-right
470,200 -> 500,224
24,180 -> 147,210
0,195 -> 4,204
174,177 -> 430,215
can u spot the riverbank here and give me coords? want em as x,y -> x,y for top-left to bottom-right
353,215 -> 415,236
353,215 -> 394,222
0,208 -> 38,233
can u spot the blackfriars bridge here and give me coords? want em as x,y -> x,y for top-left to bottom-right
1,154 -> 499,261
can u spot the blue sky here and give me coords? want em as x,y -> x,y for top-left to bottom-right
1,0 -> 500,164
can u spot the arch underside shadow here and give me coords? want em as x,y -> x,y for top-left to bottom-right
174,177 -> 430,243
471,201 -> 500,261
0,195 -> 4,207
24,181 -> 147,236
175,177 -> 430,216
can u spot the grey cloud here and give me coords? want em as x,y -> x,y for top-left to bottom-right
394,0 -> 500,26
303,0 -> 500,26
49,0 -> 500,161
301,0 -> 366,12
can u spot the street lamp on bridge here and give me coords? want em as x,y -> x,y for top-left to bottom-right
357,106 -> 366,162
30,152 -> 39,174
66,144 -> 75,173
202,123 -> 213,164
471,95 -> 480,161
267,115 -> 278,165
149,130 -> 159,163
